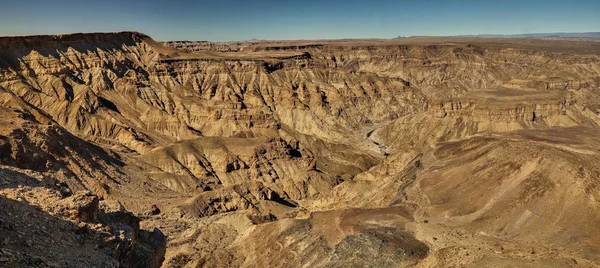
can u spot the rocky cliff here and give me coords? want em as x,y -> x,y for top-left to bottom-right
1,32 -> 600,267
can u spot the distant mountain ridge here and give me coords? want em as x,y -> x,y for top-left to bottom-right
457,32 -> 600,38
394,32 -> 600,39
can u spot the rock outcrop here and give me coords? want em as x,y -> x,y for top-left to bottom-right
0,166 -> 165,267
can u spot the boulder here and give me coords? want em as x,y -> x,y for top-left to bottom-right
51,191 -> 99,222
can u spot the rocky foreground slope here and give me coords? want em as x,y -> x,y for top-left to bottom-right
0,32 -> 599,267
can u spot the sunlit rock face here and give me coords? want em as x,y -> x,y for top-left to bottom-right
1,32 -> 600,267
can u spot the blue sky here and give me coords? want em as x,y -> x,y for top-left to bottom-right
0,0 -> 598,41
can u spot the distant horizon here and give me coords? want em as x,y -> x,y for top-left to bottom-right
1,30 -> 599,43
0,0 -> 598,41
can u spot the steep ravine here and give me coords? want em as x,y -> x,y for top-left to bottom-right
0,33 -> 600,267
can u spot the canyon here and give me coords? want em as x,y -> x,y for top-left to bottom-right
0,32 -> 599,267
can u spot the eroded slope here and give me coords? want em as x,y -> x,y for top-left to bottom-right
0,32 -> 599,267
